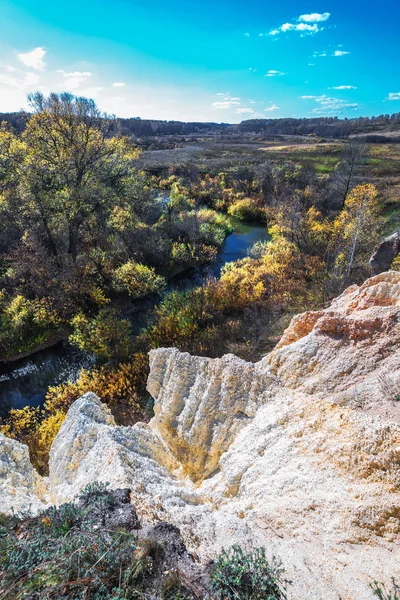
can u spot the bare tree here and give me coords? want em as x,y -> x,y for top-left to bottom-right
330,141 -> 366,210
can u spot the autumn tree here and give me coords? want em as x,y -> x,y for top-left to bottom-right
331,184 -> 381,286
22,92 -> 141,264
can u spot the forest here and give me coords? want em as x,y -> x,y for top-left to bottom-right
0,92 -> 397,473
2,107 -> 400,140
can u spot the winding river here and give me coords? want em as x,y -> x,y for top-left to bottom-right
0,218 -> 269,415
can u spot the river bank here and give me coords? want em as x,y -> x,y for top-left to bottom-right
0,218 -> 269,414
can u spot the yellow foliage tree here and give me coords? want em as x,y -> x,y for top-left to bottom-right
332,184 -> 381,282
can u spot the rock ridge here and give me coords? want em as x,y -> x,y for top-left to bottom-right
1,271 -> 400,599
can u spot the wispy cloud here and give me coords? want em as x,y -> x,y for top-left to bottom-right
236,108 -> 255,114
265,69 -> 285,77
57,69 -> 92,89
244,33 -> 250,37
265,104 -> 280,112
387,92 -> 400,101
112,82 -> 125,87
0,70 -> 39,89
17,47 -> 46,71
269,12 -> 330,36
299,12 -> 330,23
330,85 -> 357,90
270,23 -> 319,35
212,101 -> 240,109
333,50 -> 350,56
301,94 -> 358,114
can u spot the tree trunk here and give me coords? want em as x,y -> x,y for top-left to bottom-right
68,219 -> 80,263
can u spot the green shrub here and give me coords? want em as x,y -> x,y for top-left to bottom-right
113,260 -> 166,299
370,578 -> 400,600
228,198 -> 266,223
69,307 -> 132,362
1,511 -> 136,598
210,545 -> 289,600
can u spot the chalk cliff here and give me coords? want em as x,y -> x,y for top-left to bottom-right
1,271 -> 400,599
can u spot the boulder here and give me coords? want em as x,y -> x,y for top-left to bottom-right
370,229 -> 400,273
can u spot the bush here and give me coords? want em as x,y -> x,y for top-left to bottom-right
228,198 -> 267,223
391,254 -> 400,271
370,578 -> 400,600
0,294 -> 62,360
69,307 -> 132,362
113,260 -> 166,299
0,485 -> 142,600
210,545 -> 289,600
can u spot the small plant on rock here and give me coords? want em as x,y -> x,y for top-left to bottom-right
370,578 -> 400,600
210,545 -> 289,600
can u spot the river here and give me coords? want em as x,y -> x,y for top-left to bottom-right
0,218 -> 269,414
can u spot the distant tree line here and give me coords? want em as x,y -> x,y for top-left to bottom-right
238,114 -> 400,138
1,110 -> 400,139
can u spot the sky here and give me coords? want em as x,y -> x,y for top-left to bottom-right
0,0 -> 399,123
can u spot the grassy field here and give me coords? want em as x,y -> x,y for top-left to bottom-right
138,135 -> 400,236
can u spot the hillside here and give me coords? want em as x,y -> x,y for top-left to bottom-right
1,271 -> 399,599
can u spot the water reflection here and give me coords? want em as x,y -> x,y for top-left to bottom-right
0,344 -> 95,417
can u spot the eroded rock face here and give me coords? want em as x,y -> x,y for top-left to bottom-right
1,272 -> 400,599
0,433 -> 49,514
147,349 -> 273,482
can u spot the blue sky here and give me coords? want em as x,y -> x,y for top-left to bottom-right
0,0 -> 399,122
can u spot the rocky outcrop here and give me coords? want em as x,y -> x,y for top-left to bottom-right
0,433 -> 49,514
370,229 -> 400,273
1,272 -> 400,599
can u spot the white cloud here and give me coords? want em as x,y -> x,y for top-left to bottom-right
216,92 -> 225,96
17,47 -> 46,71
269,13 -> 328,36
112,82 -> 125,87
212,101 -> 240,109
244,32 -> 250,37
330,85 -> 357,90
387,92 -> 400,100
236,108 -> 255,114
281,22 -> 318,34
0,70 -> 39,89
301,94 -> 358,114
249,100 -> 256,104
265,104 -> 280,112
313,51 -> 327,57
58,69 -> 92,90
59,70 -> 92,78
225,96 -> 241,100
299,12 -> 330,22
265,70 -> 285,77
333,50 -> 350,56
